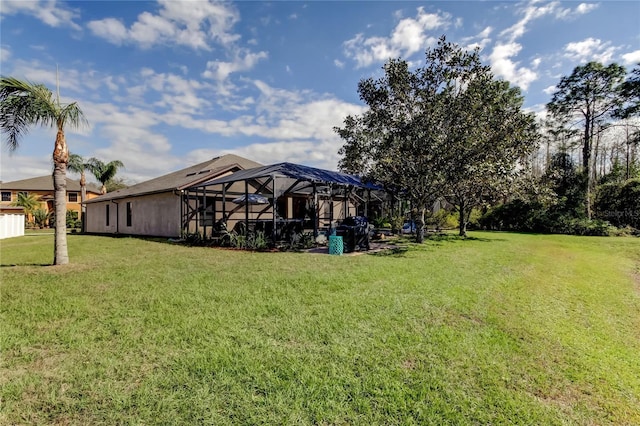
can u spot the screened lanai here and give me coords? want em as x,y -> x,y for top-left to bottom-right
181,162 -> 385,243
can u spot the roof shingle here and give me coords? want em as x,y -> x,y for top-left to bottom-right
0,175 -> 102,194
85,154 -> 262,203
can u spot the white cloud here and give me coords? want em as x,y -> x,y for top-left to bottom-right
202,49 -> 268,81
0,46 -> 11,62
343,7 -> 450,68
576,3 -> 599,15
543,85 -> 556,95
564,37 -> 617,63
490,1 -> 599,89
334,59 -> 345,69
87,0 -> 240,50
0,0 -> 81,31
531,57 -> 542,69
159,80 -> 366,169
86,18 -> 128,45
489,42 -> 537,90
500,2 -> 558,43
461,26 -> 492,51
621,50 -> 640,66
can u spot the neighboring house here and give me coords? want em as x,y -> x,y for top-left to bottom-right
0,176 -> 102,222
84,154 -> 262,238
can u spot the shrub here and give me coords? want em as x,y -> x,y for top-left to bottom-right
66,210 -> 81,229
32,208 -> 49,228
479,200 -> 620,236
427,209 -> 458,230
594,178 -> 640,229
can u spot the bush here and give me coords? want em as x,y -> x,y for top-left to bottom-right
66,210 -> 81,229
32,208 -> 49,228
594,178 -> 640,229
426,209 -> 458,230
479,200 -> 620,236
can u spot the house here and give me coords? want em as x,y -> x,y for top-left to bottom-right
0,175 -> 102,223
84,154 -> 262,238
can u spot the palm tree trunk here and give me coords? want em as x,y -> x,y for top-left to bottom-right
80,170 -> 87,233
53,128 -> 69,265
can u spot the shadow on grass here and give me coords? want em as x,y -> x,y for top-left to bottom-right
370,246 -> 409,257
425,233 -> 497,243
1,263 -> 52,267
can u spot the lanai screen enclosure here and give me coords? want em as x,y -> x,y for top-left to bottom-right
181,162 -> 384,244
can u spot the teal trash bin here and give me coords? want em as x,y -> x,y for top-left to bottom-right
328,235 -> 343,255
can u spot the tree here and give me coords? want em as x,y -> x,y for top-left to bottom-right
547,62 -> 626,219
105,176 -> 129,192
336,57 -> 445,242
543,152 -> 586,218
439,74 -> 538,236
615,65 -> 640,179
68,153 -> 94,232
88,158 -> 124,194
616,65 -> 640,120
11,191 -> 40,219
336,36 -> 538,238
0,76 -> 86,264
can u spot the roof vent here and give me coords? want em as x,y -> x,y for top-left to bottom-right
198,170 -> 211,174
186,172 -> 196,176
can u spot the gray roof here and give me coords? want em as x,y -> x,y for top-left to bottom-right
196,162 -> 381,190
85,154 -> 262,203
0,175 -> 102,194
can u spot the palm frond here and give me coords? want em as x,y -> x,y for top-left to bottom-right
0,76 -> 59,149
59,102 -> 88,130
87,158 -> 125,184
68,153 -> 85,174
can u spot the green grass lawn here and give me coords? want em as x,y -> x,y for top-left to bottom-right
1,232 -> 639,425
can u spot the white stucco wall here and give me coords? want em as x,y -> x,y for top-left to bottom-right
86,192 -> 182,237
0,213 -> 25,239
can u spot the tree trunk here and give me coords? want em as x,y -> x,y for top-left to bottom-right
80,170 -> 87,233
583,109 -> 593,219
415,207 -> 425,243
53,128 -> 69,265
458,200 -> 467,237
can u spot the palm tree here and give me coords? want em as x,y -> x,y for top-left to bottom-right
0,76 -> 87,265
88,158 -> 124,194
11,191 -> 40,220
68,153 -> 92,232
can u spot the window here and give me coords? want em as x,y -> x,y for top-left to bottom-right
68,192 -> 78,202
1,191 -> 10,202
106,204 -> 110,226
126,202 -> 132,227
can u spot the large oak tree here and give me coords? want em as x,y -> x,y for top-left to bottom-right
336,37 -> 538,238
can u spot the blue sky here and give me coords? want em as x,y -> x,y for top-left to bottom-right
1,0 -> 639,184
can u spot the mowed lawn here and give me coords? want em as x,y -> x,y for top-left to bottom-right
1,232 -> 639,425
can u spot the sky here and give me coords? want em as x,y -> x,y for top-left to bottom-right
1,0 -> 639,184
